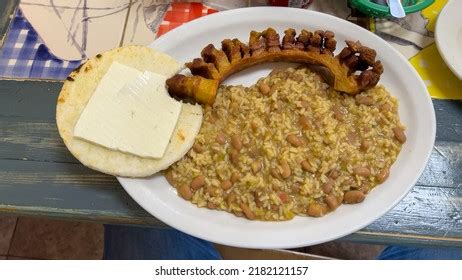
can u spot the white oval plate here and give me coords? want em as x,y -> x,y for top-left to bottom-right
436,0 -> 462,80
118,7 -> 436,249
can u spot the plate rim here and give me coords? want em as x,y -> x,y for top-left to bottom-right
435,0 -> 462,80
118,7 -> 436,249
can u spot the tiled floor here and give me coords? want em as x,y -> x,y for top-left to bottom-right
0,215 -> 103,260
0,215 -> 383,260
0,215 -> 17,256
9,217 -> 104,260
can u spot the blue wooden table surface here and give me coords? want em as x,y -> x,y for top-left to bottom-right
0,1 -> 460,248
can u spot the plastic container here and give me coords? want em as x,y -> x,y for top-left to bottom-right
267,0 -> 312,8
349,0 -> 435,18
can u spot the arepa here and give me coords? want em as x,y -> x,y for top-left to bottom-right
56,46 -> 203,177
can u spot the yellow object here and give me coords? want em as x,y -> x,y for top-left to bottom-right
421,0 -> 447,32
409,0 -> 462,100
409,43 -> 462,100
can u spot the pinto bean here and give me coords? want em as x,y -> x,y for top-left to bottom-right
333,105 -> 346,121
206,186 -> 220,197
353,166 -> 371,177
251,122 -> 259,132
301,160 -> 317,173
286,134 -> 303,147
278,192 -> 289,203
380,102 -> 392,112
231,134 -> 242,151
322,178 -> 335,194
230,172 -> 241,183
307,203 -> 328,217
344,190 -> 365,204
280,161 -> 291,179
229,149 -> 240,166
216,132 -> 227,144
377,168 -> 390,183
207,202 -> 217,209
190,175 -> 206,190
220,180 -> 233,190
240,203 -> 256,220
355,95 -> 374,105
178,184 -> 193,200
325,194 -> 339,210
361,139 -> 372,151
258,82 -> 271,95
299,115 -> 311,130
193,143 -> 204,153
271,168 -> 281,179
329,169 -> 340,179
164,171 -> 175,186
393,127 -> 406,143
226,194 -> 237,206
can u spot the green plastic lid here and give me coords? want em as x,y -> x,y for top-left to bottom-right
349,0 -> 435,18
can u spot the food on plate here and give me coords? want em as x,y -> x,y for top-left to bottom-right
56,46 -> 203,177
166,28 -> 383,105
73,63 -> 183,159
165,67 -> 405,220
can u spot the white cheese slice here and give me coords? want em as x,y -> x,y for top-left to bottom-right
73,62 -> 182,159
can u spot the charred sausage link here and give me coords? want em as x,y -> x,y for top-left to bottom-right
167,28 -> 384,105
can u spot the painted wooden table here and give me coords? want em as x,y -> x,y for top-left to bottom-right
0,2 -> 461,248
